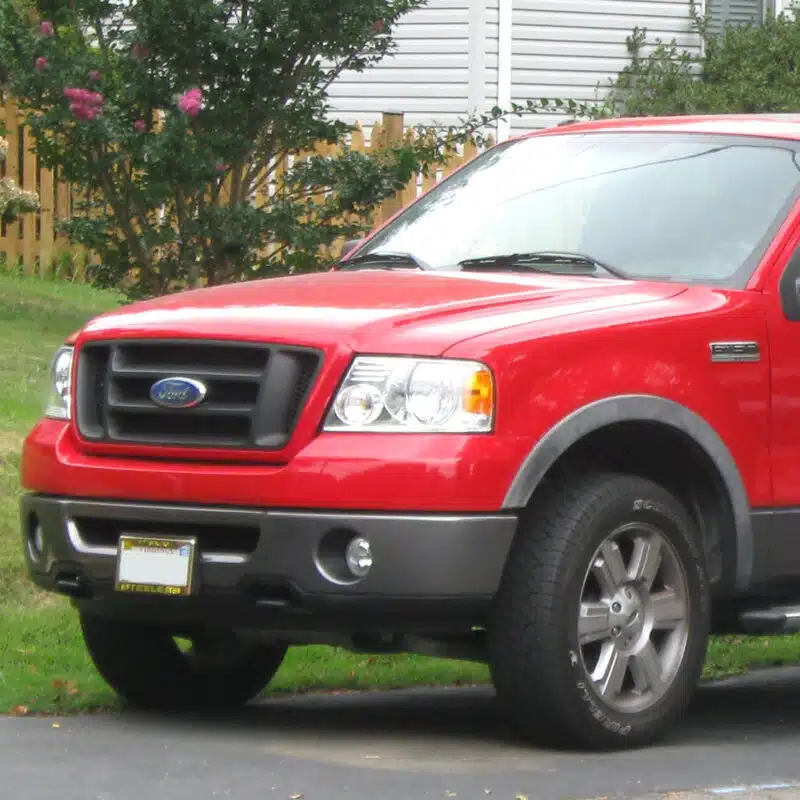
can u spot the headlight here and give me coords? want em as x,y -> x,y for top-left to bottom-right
323,356 -> 494,433
45,346 -> 73,420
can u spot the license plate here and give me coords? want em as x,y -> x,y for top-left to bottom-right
115,535 -> 197,596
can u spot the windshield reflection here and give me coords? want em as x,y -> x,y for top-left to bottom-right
353,132 -> 800,286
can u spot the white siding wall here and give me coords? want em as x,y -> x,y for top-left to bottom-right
325,0 -> 703,138
484,0 -> 501,115
507,0 -> 701,133
326,0 -> 473,131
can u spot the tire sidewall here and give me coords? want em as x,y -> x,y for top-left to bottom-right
557,481 -> 711,745
79,613 -> 287,711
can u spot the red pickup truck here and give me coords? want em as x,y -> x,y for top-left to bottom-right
20,112 -> 800,751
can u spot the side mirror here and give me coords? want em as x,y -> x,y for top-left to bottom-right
779,245 -> 800,321
340,238 -> 364,259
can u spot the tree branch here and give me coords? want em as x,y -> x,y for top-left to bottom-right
94,158 -> 154,272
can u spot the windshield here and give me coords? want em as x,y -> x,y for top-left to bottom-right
351,132 -> 800,286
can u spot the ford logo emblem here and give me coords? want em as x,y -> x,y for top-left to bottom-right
149,377 -> 208,409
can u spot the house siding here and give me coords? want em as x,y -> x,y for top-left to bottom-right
327,0 -> 748,138
326,0 -> 473,131
507,0 -> 701,133
485,0 -> 500,115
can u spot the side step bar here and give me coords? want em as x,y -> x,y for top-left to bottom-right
738,605 -> 800,634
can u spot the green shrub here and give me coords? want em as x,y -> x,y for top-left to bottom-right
0,0 -> 517,297
554,2 -> 800,120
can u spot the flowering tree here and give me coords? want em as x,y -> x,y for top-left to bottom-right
0,135 -> 38,225
0,0 -> 509,296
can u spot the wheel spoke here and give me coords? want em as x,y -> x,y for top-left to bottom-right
592,642 -> 629,698
651,589 -> 686,630
630,642 -> 664,695
592,540 -> 627,596
578,601 -> 612,644
576,518 -> 695,715
629,535 -> 662,590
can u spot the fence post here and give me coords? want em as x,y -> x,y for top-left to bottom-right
376,112 -> 405,224
22,126 -> 37,273
39,162 -> 54,275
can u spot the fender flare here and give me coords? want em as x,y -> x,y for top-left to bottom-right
501,395 -> 753,591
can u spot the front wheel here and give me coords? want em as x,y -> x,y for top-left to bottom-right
489,472 -> 711,750
80,613 -> 288,711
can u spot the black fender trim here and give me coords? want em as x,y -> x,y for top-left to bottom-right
501,395 -> 753,591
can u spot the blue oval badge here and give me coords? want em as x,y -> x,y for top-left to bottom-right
149,377 -> 208,409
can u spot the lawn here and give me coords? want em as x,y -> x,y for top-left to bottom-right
0,273 -> 797,715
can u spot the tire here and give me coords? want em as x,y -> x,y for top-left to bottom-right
80,613 -> 288,711
488,471 -> 711,751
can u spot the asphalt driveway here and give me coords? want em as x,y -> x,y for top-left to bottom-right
4,666 -> 800,800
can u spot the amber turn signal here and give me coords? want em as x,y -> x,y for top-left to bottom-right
463,367 -> 494,417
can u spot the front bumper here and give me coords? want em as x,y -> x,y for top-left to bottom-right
21,419 -> 532,512
21,494 -> 518,633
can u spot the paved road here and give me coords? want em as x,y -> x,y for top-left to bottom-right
4,667 -> 800,800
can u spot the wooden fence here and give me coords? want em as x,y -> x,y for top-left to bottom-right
0,102 -> 492,280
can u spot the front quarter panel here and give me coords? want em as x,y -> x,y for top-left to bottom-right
443,285 -> 771,510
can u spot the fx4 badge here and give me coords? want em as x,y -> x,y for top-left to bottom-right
709,341 -> 760,363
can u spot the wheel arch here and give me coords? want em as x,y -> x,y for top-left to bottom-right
501,395 -> 753,593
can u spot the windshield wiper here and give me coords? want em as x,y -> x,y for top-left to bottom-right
457,251 -> 631,280
339,251 -> 431,271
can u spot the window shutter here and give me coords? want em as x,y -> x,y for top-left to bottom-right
706,0 -> 764,35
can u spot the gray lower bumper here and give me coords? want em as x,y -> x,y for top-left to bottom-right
20,494 -> 518,632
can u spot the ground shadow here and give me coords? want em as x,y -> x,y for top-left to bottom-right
120,666 -> 800,753
678,669 -> 800,741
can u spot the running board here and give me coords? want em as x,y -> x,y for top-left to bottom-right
738,605 -> 800,634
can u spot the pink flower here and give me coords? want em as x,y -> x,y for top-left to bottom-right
64,87 -> 105,122
88,70 -> 101,82
35,56 -> 48,71
131,43 -> 149,60
39,20 -> 54,36
371,19 -> 386,34
63,87 -> 104,106
215,162 -> 229,173
177,87 -> 203,117
134,119 -> 146,132
69,102 -> 100,121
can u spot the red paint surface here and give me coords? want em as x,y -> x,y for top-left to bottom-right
20,115 -> 800,511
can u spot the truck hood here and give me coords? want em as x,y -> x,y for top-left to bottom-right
81,269 -> 687,354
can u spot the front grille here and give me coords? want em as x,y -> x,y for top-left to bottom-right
75,340 -> 322,449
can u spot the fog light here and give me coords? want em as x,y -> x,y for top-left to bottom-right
345,537 -> 373,578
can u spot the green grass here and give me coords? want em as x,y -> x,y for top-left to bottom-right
0,605 -> 493,715
0,274 -> 798,715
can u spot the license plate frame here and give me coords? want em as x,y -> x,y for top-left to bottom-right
115,534 -> 198,597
